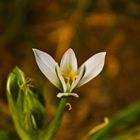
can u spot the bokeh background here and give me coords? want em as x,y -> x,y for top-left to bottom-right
0,0 -> 140,140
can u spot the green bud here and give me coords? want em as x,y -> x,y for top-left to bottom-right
6,67 -> 46,139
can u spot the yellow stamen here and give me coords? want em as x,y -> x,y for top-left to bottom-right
61,66 -> 78,83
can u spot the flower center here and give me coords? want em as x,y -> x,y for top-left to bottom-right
61,66 -> 78,83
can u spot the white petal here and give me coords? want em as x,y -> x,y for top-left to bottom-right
77,52 -> 106,87
60,48 -> 78,72
57,93 -> 79,98
33,49 -> 61,90
70,66 -> 85,92
55,64 -> 67,92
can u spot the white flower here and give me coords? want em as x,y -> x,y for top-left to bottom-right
33,48 -> 106,98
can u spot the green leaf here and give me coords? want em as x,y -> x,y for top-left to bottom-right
0,130 -> 10,140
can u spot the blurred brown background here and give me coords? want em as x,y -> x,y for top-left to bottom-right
0,0 -> 140,139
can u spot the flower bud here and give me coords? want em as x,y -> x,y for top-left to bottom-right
6,67 -> 46,138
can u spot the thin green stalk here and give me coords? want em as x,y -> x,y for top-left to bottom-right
43,97 -> 67,140
90,101 -> 140,140
0,0 -> 31,47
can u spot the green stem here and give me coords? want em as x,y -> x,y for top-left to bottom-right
43,97 -> 67,140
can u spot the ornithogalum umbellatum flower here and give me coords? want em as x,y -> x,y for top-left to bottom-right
33,48 -> 106,98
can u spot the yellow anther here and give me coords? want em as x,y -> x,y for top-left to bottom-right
69,69 -> 78,81
61,66 -> 78,83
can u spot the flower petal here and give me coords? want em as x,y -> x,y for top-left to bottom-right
77,52 -> 106,87
55,64 -> 67,92
33,49 -> 61,90
60,48 -> 78,72
70,66 -> 85,92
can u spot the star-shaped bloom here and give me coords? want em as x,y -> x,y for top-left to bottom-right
33,48 -> 106,98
